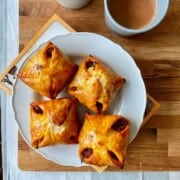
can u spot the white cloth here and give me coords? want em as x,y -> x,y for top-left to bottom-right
1,0 -> 180,179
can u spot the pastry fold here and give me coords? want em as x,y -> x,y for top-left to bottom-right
30,98 -> 80,148
18,42 -> 78,99
78,114 -> 129,168
68,55 -> 125,113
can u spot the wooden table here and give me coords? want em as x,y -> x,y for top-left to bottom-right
18,0 -> 180,171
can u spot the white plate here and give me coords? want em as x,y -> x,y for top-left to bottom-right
12,32 -> 146,167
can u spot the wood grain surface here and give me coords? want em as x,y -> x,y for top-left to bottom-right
18,0 -> 180,171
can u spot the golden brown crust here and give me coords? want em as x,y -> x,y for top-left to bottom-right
18,42 -> 78,99
78,114 -> 129,168
30,98 -> 80,148
68,55 -> 125,113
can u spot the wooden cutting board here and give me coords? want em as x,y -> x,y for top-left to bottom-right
17,0 -> 180,171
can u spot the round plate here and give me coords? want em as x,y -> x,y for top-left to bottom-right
12,32 -> 146,167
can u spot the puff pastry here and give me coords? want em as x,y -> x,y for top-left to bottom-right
68,55 -> 125,113
78,114 -> 129,168
30,98 -> 80,148
18,42 -> 78,99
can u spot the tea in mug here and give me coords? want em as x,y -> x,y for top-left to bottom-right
108,0 -> 157,29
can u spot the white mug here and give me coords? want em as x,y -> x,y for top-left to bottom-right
56,0 -> 90,9
104,0 -> 170,36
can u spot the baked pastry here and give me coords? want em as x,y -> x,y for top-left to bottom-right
18,42 -> 78,99
78,114 -> 129,168
30,98 -> 80,148
68,55 -> 125,113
